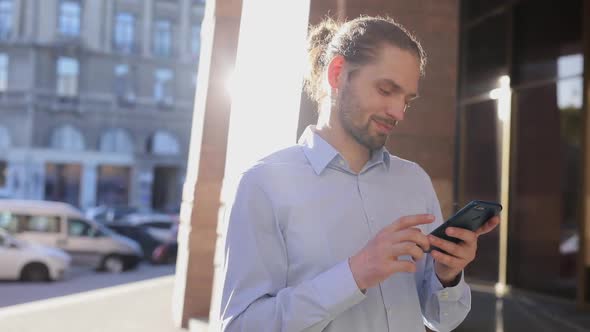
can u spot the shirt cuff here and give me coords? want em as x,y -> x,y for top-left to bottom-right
430,270 -> 468,302
310,259 -> 367,318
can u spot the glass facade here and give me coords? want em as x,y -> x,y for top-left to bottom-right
459,0 -> 584,299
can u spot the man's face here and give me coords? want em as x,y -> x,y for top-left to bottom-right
336,45 -> 421,151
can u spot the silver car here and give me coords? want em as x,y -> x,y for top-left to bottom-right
0,200 -> 143,273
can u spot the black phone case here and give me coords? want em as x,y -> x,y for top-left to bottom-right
427,200 -> 502,253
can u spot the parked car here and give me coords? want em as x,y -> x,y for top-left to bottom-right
118,212 -> 179,243
151,223 -> 178,264
152,241 -> 178,264
105,223 -> 163,261
0,228 -> 71,282
85,205 -> 139,224
0,200 -> 143,273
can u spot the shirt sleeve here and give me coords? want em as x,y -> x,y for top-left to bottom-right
418,171 -> 471,331
219,171 -> 366,332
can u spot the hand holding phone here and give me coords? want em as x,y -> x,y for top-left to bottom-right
425,200 -> 502,253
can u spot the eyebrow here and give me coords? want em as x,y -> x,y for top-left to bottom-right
379,78 -> 419,99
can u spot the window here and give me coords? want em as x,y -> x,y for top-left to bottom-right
0,212 -> 18,233
0,0 -> 11,40
513,0 -> 582,84
147,131 -> 180,156
50,125 -> 85,151
99,128 -> 134,154
114,13 -> 135,53
59,1 -> 80,37
57,57 -> 79,97
0,161 -> 6,187
0,53 -> 8,91
0,125 -> 10,149
153,20 -> 172,57
191,24 -> 200,56
44,163 -> 81,207
68,218 -> 92,237
22,215 -> 61,233
96,166 -> 131,206
114,64 -> 135,104
557,54 -> 583,110
154,69 -> 173,105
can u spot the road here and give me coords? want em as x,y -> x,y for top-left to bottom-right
0,263 -> 176,308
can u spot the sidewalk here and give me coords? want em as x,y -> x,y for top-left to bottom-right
457,282 -> 590,332
1,276 -> 589,332
0,276 -> 184,332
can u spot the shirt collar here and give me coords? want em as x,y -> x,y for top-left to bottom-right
298,125 -> 391,175
298,126 -> 339,175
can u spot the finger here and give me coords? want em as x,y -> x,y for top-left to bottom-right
389,214 -> 435,232
391,242 -> 425,261
431,250 -> 465,269
428,235 -> 470,260
445,227 -> 477,244
475,216 -> 501,237
390,228 -> 430,252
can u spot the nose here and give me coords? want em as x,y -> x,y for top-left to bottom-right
384,97 -> 407,122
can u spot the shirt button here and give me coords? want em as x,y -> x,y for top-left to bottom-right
440,291 -> 449,300
339,160 -> 345,166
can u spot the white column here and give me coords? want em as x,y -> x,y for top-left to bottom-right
80,162 -> 97,210
134,167 -> 154,210
142,0 -> 153,56
103,0 -> 113,52
12,0 -> 22,39
82,0 -> 102,50
28,161 -> 44,200
178,0 -> 191,60
23,0 -> 35,40
208,0 -> 311,329
37,0 -> 57,43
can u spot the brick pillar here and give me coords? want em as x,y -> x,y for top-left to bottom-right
172,0 -> 243,328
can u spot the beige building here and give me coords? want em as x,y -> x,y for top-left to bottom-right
0,0 -> 205,211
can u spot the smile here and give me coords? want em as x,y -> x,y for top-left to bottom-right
372,119 -> 395,133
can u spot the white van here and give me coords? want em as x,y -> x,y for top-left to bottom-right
0,228 -> 71,281
0,200 -> 143,273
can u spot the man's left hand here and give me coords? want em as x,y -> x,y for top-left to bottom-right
428,216 -> 501,286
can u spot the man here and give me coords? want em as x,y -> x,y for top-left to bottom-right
219,16 -> 500,331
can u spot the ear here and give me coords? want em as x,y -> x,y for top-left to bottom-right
327,55 -> 346,89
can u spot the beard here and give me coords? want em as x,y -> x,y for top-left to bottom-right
337,85 -> 391,151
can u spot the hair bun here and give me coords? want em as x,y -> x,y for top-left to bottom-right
304,17 -> 340,103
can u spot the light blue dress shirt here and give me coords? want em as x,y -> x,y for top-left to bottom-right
219,126 -> 471,332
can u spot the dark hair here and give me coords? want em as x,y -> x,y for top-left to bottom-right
304,16 -> 427,104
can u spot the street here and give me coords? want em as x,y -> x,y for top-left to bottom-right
0,263 -> 176,308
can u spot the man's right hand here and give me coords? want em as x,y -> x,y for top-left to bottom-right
349,214 -> 434,291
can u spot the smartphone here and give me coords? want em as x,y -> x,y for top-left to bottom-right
425,200 -> 502,253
